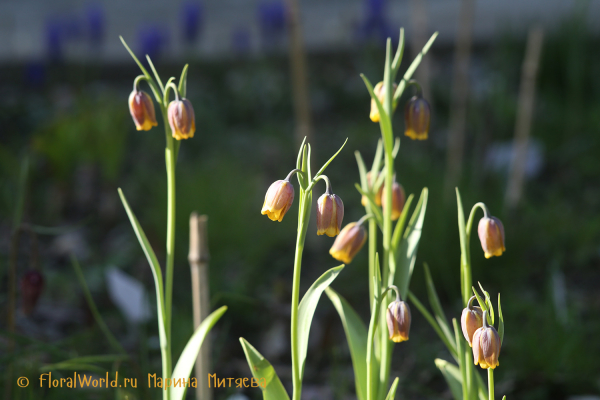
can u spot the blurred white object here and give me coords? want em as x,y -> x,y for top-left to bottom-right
485,139 -> 543,178
105,267 -> 151,324
226,395 -> 249,400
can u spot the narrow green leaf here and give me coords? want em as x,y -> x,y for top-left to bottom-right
393,32 -> 438,102
71,256 -> 126,355
456,188 -> 469,306
298,265 -> 344,379
371,139 -> 384,177
408,291 -> 457,360
471,287 -> 492,326
41,363 -> 107,374
119,36 -> 161,102
384,377 -> 400,400
355,151 -> 369,194
145,55 -> 164,93
240,338 -> 290,400
424,263 -> 449,328
434,359 -> 463,400
498,293 -> 504,345
313,138 -> 348,181
453,318 -> 468,400
502,396 -> 507,400
296,137 -> 307,171
170,306 -> 227,400
391,137 -> 401,159
391,27 -> 405,77
325,287 -> 368,400
360,74 -> 393,149
307,142 -> 313,182
394,188 -> 428,298
391,194 -> 415,250
355,184 -> 383,226
178,64 -> 189,97
478,282 -> 495,325
117,188 -> 167,355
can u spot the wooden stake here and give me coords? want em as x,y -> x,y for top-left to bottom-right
286,0 -> 313,148
188,213 -> 211,400
444,0 -> 476,198
505,26 -> 544,209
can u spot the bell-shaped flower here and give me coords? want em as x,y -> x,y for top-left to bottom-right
478,216 -> 506,258
261,179 -> 295,222
386,299 -> 411,343
168,98 -> 196,140
128,89 -> 158,131
329,221 -> 367,264
316,193 -> 344,237
404,95 -> 431,140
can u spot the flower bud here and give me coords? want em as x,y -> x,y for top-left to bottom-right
382,181 -> 406,220
370,81 -> 398,123
461,297 -> 483,347
361,171 -> 383,207
168,98 -> 196,140
20,270 -> 44,315
386,299 -> 411,343
317,193 -> 344,237
128,89 -> 158,131
477,216 -> 506,258
472,319 -> 501,369
404,95 -> 431,140
261,179 -> 295,222
329,221 -> 367,264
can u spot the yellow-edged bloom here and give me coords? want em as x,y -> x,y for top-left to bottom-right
329,222 -> 367,264
461,297 -> 483,347
382,181 -> 406,220
361,171 -> 383,207
261,179 -> 295,222
404,95 -> 431,140
477,216 -> 506,258
472,320 -> 501,369
386,299 -> 411,343
316,193 -> 344,237
128,89 -> 158,131
370,81 -> 398,123
168,98 -> 196,140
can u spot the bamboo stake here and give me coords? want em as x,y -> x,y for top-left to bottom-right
505,26 -> 544,210
286,0 -> 313,148
188,213 -> 211,400
409,0 -> 431,100
444,0 -> 476,198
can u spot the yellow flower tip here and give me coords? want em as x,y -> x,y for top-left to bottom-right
329,248 -> 352,264
370,110 -> 380,123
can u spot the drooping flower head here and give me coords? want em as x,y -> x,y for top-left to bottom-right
382,181 -> 406,221
128,89 -> 158,131
478,216 -> 506,258
404,95 -> 430,140
472,311 -> 501,369
329,217 -> 368,264
316,190 -> 344,237
168,98 -> 196,140
461,296 -> 484,347
261,170 -> 299,222
387,293 -> 411,343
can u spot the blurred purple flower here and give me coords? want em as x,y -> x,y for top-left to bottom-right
232,27 -> 251,54
257,1 -> 286,49
85,4 -> 105,47
181,1 -> 203,44
356,0 -> 393,44
138,25 -> 169,63
24,62 -> 46,87
45,19 -> 64,61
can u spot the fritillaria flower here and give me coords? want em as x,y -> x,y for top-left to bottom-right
404,95 -> 430,140
461,296 -> 484,347
329,218 -> 368,264
478,216 -> 506,258
168,98 -> 196,140
387,296 -> 411,343
472,311 -> 501,369
316,191 -> 344,237
128,89 -> 157,131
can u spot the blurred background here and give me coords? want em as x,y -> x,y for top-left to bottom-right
1,0 -> 599,399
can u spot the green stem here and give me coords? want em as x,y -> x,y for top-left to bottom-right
368,218 -> 377,310
488,369 -> 495,400
163,108 -> 175,400
291,191 -> 312,400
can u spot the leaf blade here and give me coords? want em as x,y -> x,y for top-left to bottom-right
240,338 -> 290,400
